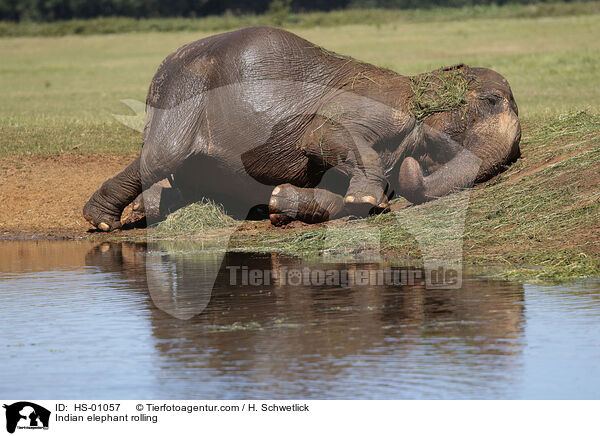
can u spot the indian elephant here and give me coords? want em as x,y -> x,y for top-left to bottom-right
83,26 -> 521,231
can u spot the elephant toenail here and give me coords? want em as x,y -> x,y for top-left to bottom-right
361,195 -> 377,205
98,222 -> 110,231
345,195 -> 355,203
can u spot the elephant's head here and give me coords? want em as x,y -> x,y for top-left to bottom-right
397,65 -> 521,203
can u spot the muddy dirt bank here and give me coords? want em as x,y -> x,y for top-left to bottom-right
0,154 -> 138,238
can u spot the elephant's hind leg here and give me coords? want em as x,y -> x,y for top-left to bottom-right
268,184 -> 346,226
83,157 -> 142,231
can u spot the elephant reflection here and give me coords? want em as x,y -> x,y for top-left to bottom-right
85,241 -> 525,390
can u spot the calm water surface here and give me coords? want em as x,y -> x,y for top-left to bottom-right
1,240 -> 599,399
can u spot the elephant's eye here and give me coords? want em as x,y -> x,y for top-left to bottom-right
483,92 -> 503,106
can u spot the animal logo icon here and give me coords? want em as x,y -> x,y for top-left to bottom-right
3,402 -> 50,434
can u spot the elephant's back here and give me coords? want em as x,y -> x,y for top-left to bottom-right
145,27 -> 358,111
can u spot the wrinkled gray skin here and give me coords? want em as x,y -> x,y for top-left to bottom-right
84,26 -> 521,231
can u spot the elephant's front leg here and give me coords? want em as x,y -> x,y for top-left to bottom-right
302,118 -> 389,216
268,184 -> 346,226
83,156 -> 142,231
343,144 -> 390,215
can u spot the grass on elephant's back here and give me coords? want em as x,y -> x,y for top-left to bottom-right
408,68 -> 470,120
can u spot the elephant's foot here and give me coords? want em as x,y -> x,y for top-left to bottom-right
269,184 -> 346,226
397,157 -> 427,204
344,180 -> 389,216
344,181 -> 391,217
83,196 -> 123,232
83,156 -> 142,232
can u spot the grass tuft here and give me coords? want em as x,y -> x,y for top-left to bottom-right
409,68 -> 471,119
502,253 -> 599,282
153,199 -> 238,237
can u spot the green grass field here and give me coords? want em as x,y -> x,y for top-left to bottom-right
1,10 -> 599,154
1,6 -> 599,278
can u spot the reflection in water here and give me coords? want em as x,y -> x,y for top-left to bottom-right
1,240 -> 599,399
89,241 -> 524,398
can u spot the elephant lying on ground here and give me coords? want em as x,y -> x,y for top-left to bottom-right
84,26 -> 521,231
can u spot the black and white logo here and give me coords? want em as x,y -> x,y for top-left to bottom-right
3,402 -> 50,434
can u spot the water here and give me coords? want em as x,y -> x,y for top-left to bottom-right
1,240 -> 599,399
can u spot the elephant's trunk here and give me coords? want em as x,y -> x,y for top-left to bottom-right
398,151 -> 482,204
